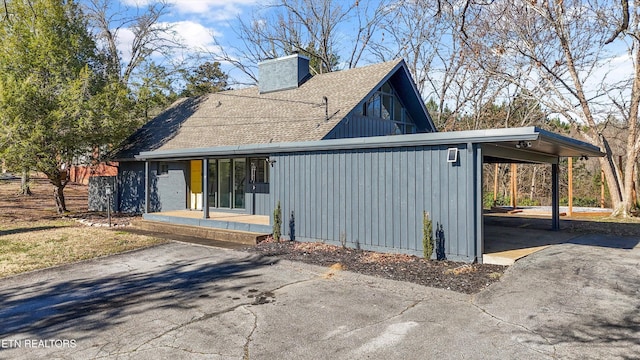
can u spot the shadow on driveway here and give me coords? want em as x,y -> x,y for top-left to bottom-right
0,251 -> 276,341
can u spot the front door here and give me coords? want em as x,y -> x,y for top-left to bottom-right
190,160 -> 202,210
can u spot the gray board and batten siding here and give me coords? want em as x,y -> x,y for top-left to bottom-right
270,144 -> 482,262
91,161 -> 187,214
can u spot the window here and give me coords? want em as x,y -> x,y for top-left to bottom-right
361,81 -> 417,135
157,162 -> 169,175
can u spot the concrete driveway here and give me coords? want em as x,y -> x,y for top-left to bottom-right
0,234 -> 638,359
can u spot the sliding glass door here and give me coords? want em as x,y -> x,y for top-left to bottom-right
207,158 -> 245,209
219,159 -> 232,208
234,159 -> 245,209
208,159 -> 218,209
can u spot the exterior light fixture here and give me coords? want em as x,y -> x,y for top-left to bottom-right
515,141 -> 532,149
447,148 -> 458,163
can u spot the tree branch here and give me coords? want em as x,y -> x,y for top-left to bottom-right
605,0 -> 629,44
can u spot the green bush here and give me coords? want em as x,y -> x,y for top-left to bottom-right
560,197 -> 599,207
483,192 -> 510,208
517,198 -> 541,207
423,211 -> 434,260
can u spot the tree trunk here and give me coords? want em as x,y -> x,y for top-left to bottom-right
20,170 -> 32,196
633,163 -> 639,207
53,183 -> 67,214
594,134 -> 626,216
48,169 -> 68,214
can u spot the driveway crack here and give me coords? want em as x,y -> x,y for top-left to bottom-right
243,306 -> 258,360
323,298 -> 424,341
98,276 -> 317,358
469,299 -> 558,359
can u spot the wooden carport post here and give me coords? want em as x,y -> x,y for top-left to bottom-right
493,164 -> 499,205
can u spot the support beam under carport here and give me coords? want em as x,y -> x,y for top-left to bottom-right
475,144 -> 484,263
551,162 -> 560,230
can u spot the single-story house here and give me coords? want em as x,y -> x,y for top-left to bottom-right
99,54 -> 603,263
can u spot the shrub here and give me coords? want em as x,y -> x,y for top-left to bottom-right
560,196 -> 599,207
517,198 -> 541,207
483,192 -> 510,208
423,211 -> 434,260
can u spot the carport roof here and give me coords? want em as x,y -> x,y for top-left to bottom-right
136,126 -> 603,163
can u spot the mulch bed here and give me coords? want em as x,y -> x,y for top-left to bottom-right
244,240 -> 506,294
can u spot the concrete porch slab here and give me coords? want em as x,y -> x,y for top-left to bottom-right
158,210 -> 270,225
483,225 -> 580,265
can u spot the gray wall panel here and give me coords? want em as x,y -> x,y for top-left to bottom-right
155,162 -> 187,212
271,144 -> 479,261
88,176 -> 117,212
327,114 -> 410,139
246,192 -> 270,216
357,151 -> 366,245
117,161 -> 146,214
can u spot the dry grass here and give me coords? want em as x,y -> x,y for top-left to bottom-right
0,176 -> 165,278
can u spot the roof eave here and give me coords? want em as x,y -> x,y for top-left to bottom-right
136,126 -> 601,161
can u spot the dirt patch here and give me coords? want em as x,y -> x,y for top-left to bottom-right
0,177 -> 90,223
0,176 -> 164,278
0,176 -> 139,226
244,240 -> 506,294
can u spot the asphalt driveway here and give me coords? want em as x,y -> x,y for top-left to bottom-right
0,234 -> 638,359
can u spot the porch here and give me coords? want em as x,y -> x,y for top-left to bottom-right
143,210 -> 271,234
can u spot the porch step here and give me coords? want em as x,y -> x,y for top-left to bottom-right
132,219 -> 270,245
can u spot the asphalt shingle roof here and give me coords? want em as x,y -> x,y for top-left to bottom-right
114,59 -> 403,160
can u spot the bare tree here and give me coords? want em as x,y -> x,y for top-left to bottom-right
214,0 -> 391,84
83,0 -> 180,85
464,0 -> 639,216
371,0 -> 512,131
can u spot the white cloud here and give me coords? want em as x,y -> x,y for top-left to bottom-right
115,27 -> 136,64
113,20 -> 222,64
168,20 -> 220,51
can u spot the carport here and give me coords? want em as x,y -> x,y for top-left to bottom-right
477,128 -> 604,264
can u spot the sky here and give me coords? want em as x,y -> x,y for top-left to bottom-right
96,0 -> 267,84
81,0 -> 634,121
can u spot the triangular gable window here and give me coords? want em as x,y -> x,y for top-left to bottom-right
359,81 -> 416,134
